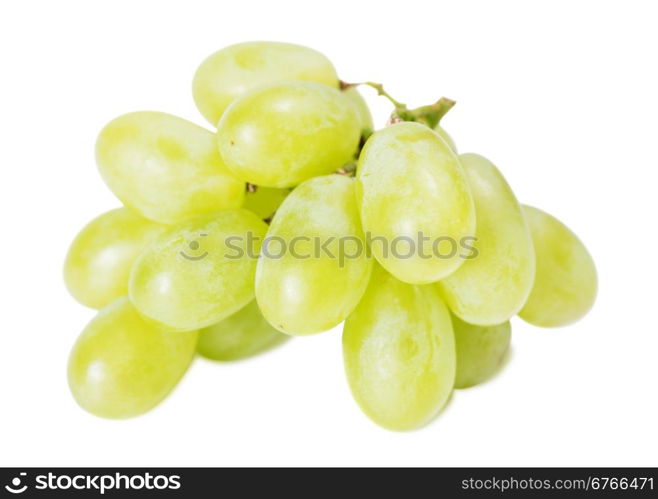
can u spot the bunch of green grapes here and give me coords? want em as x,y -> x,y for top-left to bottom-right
64,41 -> 596,430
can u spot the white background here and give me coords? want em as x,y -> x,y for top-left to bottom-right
1,0 -> 657,467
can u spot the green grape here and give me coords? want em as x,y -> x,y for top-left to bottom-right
130,209 -> 267,331
343,86 -> 374,134
243,187 -> 290,220
434,124 -> 457,152
96,111 -> 245,224
519,205 -> 597,327
356,122 -> 475,284
256,175 -> 372,335
198,300 -> 288,361
64,208 -> 165,309
68,298 -> 198,419
451,313 -> 511,389
217,82 -> 361,188
193,41 -> 339,126
437,153 -> 535,325
342,265 -> 455,431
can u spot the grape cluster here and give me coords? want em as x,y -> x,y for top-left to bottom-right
64,41 -> 597,430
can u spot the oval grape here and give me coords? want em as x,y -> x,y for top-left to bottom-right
217,82 -> 361,188
64,208 -> 165,309
193,41 -> 339,126
438,153 -> 535,325
256,175 -> 372,335
96,111 -> 244,224
198,299 -> 288,361
519,205 -> 597,327
68,298 -> 198,419
342,265 -> 455,431
452,313 -> 511,389
356,122 -> 475,284
130,209 -> 268,331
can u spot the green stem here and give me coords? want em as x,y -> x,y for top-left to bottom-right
362,82 -> 407,110
340,80 -> 455,129
340,80 -> 406,110
336,161 -> 357,177
396,97 -> 456,128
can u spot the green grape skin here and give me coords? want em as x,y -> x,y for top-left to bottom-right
343,86 -> 374,134
256,175 -> 372,335
342,265 -> 456,431
192,41 -> 339,126
519,205 -> 597,327
217,82 -> 361,188
68,298 -> 198,419
434,125 -> 457,152
197,299 -> 288,361
96,111 -> 245,224
437,153 -> 535,325
129,209 -> 268,331
243,187 -> 290,220
451,313 -> 511,389
64,208 -> 165,309
356,122 -> 476,284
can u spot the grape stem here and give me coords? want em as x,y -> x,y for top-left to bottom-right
336,162 -> 357,176
340,80 -> 456,129
342,80 -> 408,109
398,97 -> 456,129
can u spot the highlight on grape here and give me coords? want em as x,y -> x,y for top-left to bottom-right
64,40 -> 597,430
